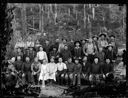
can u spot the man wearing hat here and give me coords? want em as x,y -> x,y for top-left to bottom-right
109,35 -> 118,55
104,44 -> 117,63
98,33 -> 108,50
92,35 -> 99,51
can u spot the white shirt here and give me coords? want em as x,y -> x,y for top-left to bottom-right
47,63 -> 57,73
37,51 -> 48,61
57,62 -> 67,71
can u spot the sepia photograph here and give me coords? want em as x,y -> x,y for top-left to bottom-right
1,3 -> 127,98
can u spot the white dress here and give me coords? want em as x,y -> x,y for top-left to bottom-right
39,64 -> 48,81
46,63 -> 57,81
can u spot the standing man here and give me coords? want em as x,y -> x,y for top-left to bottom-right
22,57 -> 32,85
37,46 -> 48,63
83,38 -> 97,64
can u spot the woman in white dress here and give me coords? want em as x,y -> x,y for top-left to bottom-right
39,59 -> 48,88
46,57 -> 57,85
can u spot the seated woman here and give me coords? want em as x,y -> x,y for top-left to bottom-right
46,57 -> 57,85
56,57 -> 67,85
39,59 -> 48,88
73,59 -> 82,86
31,57 -> 41,85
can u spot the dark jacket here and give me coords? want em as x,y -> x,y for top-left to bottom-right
22,61 -> 32,73
90,63 -> 102,74
14,60 -> 23,72
102,63 -> 113,74
82,62 -> 91,74
74,63 -> 82,74
73,47 -> 82,59
105,50 -> 117,61
60,49 -> 72,61
66,62 -> 75,73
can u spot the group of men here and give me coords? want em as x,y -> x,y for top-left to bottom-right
4,32 -> 124,88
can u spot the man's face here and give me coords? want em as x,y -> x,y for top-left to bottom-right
106,59 -> 110,64
94,58 -> 98,63
29,48 -> 33,51
108,46 -> 112,51
26,57 -> 30,62
50,58 -> 54,62
68,58 -> 72,63
17,48 -> 21,52
39,47 -> 43,51
34,57 -> 38,62
82,40 -> 85,44
53,48 -> 56,51
46,40 -> 49,44
75,60 -> 79,64
89,38 -> 92,43
64,46 -> 68,50
101,35 -> 105,39
76,43 -> 80,47
63,39 -> 66,43
17,56 -> 21,61
83,57 -> 87,62
99,47 -> 103,52
110,37 -> 115,41
59,58 -> 63,62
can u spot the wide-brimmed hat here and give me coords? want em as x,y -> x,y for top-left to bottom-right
74,40 -> 81,46
109,35 -> 115,38
99,33 -> 107,37
106,44 -> 113,48
92,35 -> 99,40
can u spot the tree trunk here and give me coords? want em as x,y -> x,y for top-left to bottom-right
21,4 -> 27,40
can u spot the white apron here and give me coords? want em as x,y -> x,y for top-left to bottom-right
39,64 -> 48,81
46,63 -> 57,81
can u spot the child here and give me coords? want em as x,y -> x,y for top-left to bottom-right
73,59 -> 82,86
39,59 -> 48,88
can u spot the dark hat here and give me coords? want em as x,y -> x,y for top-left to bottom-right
109,35 -> 115,38
74,40 -> 81,45
107,44 -> 113,48
99,33 -> 107,37
92,35 -> 99,40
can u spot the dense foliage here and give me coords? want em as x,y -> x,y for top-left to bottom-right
4,4 -> 126,59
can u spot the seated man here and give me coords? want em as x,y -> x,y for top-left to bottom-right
46,57 -> 57,85
65,57 -> 75,86
89,57 -> 102,84
81,56 -> 91,82
73,59 -> 82,86
31,57 -> 41,85
56,57 -> 67,85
